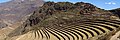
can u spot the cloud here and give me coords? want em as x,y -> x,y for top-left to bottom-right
105,2 -> 116,5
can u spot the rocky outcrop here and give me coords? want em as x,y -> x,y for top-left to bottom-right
0,22 -> 8,29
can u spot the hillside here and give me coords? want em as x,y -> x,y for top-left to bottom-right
0,0 -> 44,40
3,2 -> 120,40
109,8 -> 120,17
0,0 -> 44,29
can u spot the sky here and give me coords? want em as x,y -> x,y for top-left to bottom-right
0,0 -> 120,10
45,0 -> 120,10
0,0 -> 11,3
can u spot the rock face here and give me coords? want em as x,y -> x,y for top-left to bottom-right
0,0 -> 44,29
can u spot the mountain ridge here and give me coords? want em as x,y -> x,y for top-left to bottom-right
0,0 -> 44,29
